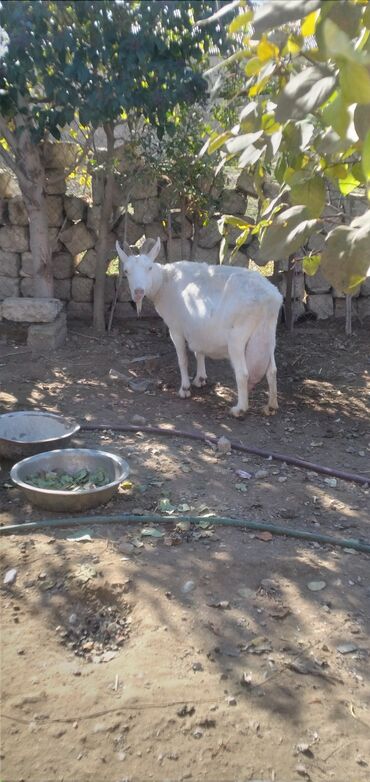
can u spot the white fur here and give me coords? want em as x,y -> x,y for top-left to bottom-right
116,239 -> 283,416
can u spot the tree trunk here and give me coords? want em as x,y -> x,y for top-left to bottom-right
190,214 -> 199,261
345,294 -> 352,336
180,196 -> 187,259
16,122 -> 53,297
284,256 -> 294,332
93,122 -> 115,332
167,209 -> 173,262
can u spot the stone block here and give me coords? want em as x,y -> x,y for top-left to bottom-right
2,297 -> 63,322
75,249 -> 97,278
64,195 -> 87,223
307,231 -> 326,252
0,225 -> 29,253
20,252 -> 33,277
52,251 -> 74,279
27,311 -> 67,352
104,275 -> 116,303
45,169 -> 67,195
358,297 -> 370,319
334,298 -> 359,319
43,141 -> 79,170
198,219 -> 221,248
20,277 -> 34,297
54,278 -> 71,300
71,275 -> 94,302
305,270 -> 331,294
360,276 -> 370,296
279,272 -> 305,299
236,170 -> 257,196
192,245 -> 220,264
170,215 -> 193,240
0,277 -> 20,300
167,238 -> 191,262
46,195 -> 64,227
87,205 -> 101,235
49,226 -> 64,253
0,198 -> 8,224
8,197 -> 28,226
114,214 -> 144,246
307,294 -> 334,319
67,301 -> 93,321
0,250 -> 20,277
130,172 -> 158,200
60,222 -> 95,256
219,189 -> 246,215
144,221 -> 168,242
131,198 -> 160,225
0,171 -> 21,198
118,280 -> 134,303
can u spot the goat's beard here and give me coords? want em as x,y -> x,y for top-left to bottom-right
136,299 -> 143,316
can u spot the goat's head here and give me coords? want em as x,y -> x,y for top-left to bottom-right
116,238 -> 161,315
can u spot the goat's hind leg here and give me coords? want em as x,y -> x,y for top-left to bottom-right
228,333 -> 249,418
193,352 -> 207,387
263,355 -> 278,416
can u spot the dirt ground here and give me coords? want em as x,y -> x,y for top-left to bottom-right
1,317 -> 370,782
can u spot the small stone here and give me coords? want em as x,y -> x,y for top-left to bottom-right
69,613 -> 78,625
192,661 -> 203,672
132,414 -> 146,425
193,728 -> 203,739
307,580 -> 326,592
226,696 -> 237,706
255,469 -> 269,479
217,436 -> 231,454
324,477 -> 337,488
336,642 -> 358,654
3,568 -> 17,586
181,580 -> 195,594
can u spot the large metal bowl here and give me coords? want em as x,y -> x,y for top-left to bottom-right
0,411 -> 80,461
10,448 -> 130,512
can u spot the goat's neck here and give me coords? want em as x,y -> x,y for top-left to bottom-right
148,263 -> 165,302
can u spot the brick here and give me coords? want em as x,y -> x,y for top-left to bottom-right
60,222 -> 95,256
71,275 -> 94,302
43,141 -> 79,170
75,249 -> 97,278
198,219 -> 221,248
20,252 -> 33,277
2,297 -> 63,322
305,270 -> 331,294
8,197 -> 28,226
131,198 -> 160,225
67,301 -> 93,320
307,294 -> 334,319
219,189 -> 246,215
64,195 -> 87,223
54,278 -> 71,300
45,169 -> 66,195
20,277 -> 34,297
27,311 -> 67,352
46,195 -> 64,227
52,252 -> 74,279
0,250 -> 20,277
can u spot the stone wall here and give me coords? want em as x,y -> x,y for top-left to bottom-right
1,142 -> 369,322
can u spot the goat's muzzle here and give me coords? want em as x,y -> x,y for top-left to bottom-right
134,288 -> 144,316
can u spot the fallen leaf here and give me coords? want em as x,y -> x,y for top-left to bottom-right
176,520 -> 191,532
141,527 -> 164,538
236,469 -> 252,480
158,497 -> 176,514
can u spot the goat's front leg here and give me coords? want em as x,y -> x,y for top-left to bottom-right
193,352 -> 207,387
263,356 -> 278,416
228,335 -> 249,417
170,331 -> 191,398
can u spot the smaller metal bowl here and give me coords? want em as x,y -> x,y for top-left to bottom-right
0,411 -> 80,461
10,448 -> 130,512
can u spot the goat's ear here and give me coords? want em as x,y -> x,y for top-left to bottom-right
148,237 -> 161,262
116,240 -> 129,265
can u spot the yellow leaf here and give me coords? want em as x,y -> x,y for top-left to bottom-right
285,38 -> 301,55
228,10 -> 253,34
257,37 -> 279,62
301,10 -> 319,37
249,76 -> 269,97
245,57 -> 263,76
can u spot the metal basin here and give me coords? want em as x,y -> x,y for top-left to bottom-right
10,448 -> 130,512
0,411 -> 80,461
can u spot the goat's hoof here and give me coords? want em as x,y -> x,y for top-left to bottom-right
179,386 -> 191,399
230,405 -> 247,418
263,407 -> 277,417
193,376 -> 207,388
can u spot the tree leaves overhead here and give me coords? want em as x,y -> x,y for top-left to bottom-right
253,0 -> 320,36
321,212 -> 370,293
290,176 -> 326,218
276,67 -> 336,122
259,206 -> 318,262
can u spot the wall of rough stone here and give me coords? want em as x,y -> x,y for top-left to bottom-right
1,142 -> 369,322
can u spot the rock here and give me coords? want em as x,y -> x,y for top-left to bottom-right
45,170 -> 66,196
144,221 -> 168,241
67,301 -> 93,321
75,249 -> 97,279
167,238 -> 192,262
198,219 -> 221,248
358,297 -> 370,319
46,196 -> 64,227
182,580 -> 195,594
360,276 -> 370,296
0,277 -> 20,300
53,279 -> 70,302
193,728 -> 203,739
0,225 -> 29,253
71,275 -> 94,302
217,436 -> 231,454
226,696 -> 237,706
87,205 -> 102,235
192,661 -> 203,672
20,277 -> 34,297
130,173 -> 158,200
219,189 -> 246,215
305,270 -> 331,294
0,250 -> 21,277
255,469 -> 268,479
20,252 -> 33,277
3,568 -> 17,586
278,272 -> 305,300
192,245 -> 220,264
132,414 -> 146,425
307,580 -> 326,592
0,171 -> 21,198
115,214 -> 145,246
8,197 -> 28,226
42,141 -> 79,170
118,542 -> 135,555
52,252 -> 74,279
64,195 -> 87,223
131,198 -> 160,225
60,222 -> 95,256
336,642 -> 358,654
307,294 -> 334,319
2,297 -> 63,322
27,312 -> 67,352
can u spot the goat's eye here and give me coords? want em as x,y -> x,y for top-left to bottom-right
149,266 -> 153,271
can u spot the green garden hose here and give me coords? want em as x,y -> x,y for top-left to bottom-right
1,513 -> 369,553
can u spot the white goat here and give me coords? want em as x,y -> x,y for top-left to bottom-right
116,238 -> 283,416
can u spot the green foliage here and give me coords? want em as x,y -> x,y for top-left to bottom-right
208,0 -> 370,292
